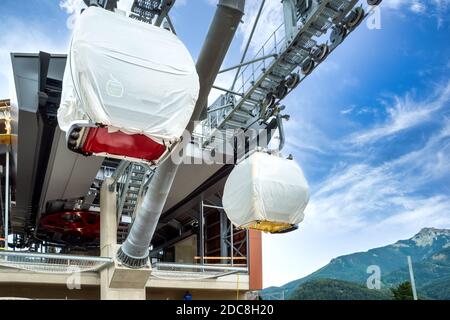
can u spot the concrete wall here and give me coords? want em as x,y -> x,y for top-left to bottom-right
147,289 -> 246,301
0,285 -> 247,301
0,283 -> 100,300
0,284 -> 246,300
174,235 -> 197,264
0,267 -> 250,300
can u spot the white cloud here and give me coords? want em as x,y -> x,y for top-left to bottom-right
59,0 -> 85,29
350,81 -> 450,145
208,71 -> 235,104
376,196 -> 450,229
384,0 -> 426,12
59,0 -> 136,29
308,123 -> 450,233
383,0 -> 449,27
341,106 -> 355,115
59,0 -> 136,13
237,0 -> 284,56
59,0 -> 83,13
410,2 -> 426,13
284,117 -> 332,156
307,82 -> 450,213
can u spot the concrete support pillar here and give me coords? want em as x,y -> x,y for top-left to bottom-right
100,178 -> 148,300
100,178 -> 117,255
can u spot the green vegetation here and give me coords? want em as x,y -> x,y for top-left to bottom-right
289,279 -> 392,300
391,282 -> 414,300
383,248 -> 450,288
420,277 -> 450,300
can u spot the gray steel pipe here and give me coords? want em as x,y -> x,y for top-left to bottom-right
188,0 -> 246,130
276,113 -> 286,152
117,0 -> 245,269
117,158 -> 180,268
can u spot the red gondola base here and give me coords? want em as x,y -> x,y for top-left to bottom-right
81,127 -> 167,162
67,124 -> 167,163
39,211 -> 100,240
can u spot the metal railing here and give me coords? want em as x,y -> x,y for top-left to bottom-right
235,23 -> 286,97
204,24 -> 284,136
152,262 -> 248,280
109,161 -> 155,242
200,0 -> 375,149
0,251 -> 113,274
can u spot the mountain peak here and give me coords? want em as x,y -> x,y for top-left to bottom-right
418,227 -> 450,234
412,228 -> 450,247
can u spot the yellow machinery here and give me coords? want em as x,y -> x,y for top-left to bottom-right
0,100 -> 13,145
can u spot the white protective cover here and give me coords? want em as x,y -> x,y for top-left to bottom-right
223,152 -> 310,227
58,7 -> 200,144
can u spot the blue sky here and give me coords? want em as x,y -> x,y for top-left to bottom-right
1,0 -> 450,288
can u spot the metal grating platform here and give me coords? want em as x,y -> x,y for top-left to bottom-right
0,251 -> 113,274
152,263 -> 248,280
129,0 -> 174,26
130,0 -> 161,23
